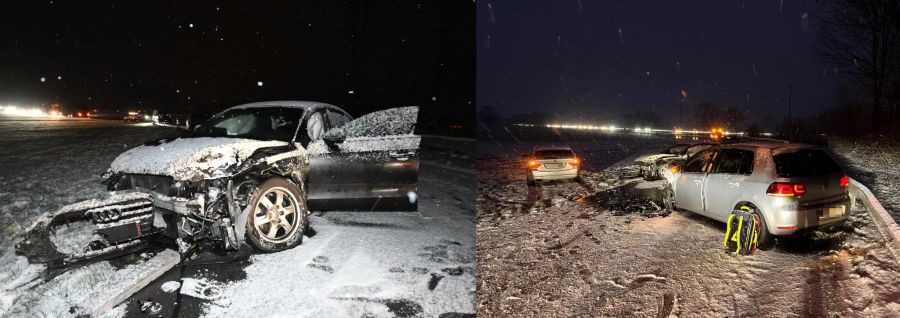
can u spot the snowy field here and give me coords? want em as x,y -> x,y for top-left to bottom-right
476,133 -> 900,317
831,138 -> 900,224
0,116 -> 476,317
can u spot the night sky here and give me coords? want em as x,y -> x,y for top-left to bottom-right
0,1 -> 473,135
477,0 -> 839,129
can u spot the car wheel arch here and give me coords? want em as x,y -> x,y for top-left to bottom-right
732,200 -> 776,235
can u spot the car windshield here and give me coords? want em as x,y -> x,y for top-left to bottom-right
662,145 -> 690,155
535,149 -> 574,159
193,107 -> 304,142
772,149 -> 841,177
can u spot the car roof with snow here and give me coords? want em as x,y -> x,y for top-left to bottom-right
721,142 -> 821,153
533,146 -> 573,151
227,100 -> 350,116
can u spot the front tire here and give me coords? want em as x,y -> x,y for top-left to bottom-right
245,177 -> 308,253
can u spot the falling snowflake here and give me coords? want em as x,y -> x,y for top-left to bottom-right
618,28 -> 625,46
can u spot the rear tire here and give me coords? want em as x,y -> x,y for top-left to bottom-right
739,203 -> 773,250
245,177 -> 308,253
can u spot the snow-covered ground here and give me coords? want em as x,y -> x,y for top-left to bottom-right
201,163 -> 475,317
0,117 -> 177,317
476,134 -> 900,317
831,138 -> 900,224
0,117 -> 476,317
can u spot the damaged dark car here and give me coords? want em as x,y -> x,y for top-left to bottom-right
16,101 -> 421,270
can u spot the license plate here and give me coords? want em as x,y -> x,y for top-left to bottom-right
821,206 -> 845,219
544,163 -> 563,169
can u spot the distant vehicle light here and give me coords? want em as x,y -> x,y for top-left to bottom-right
144,115 -> 150,120
840,175 -> 849,188
76,112 -> 83,117
128,111 -> 139,116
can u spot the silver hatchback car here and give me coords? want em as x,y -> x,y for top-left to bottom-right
664,142 -> 850,246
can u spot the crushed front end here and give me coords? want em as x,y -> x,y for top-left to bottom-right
104,172 -> 241,255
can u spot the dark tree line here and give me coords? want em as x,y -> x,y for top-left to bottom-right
817,0 -> 900,136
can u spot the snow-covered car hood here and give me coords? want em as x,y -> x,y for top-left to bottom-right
634,153 -> 676,164
109,137 -> 288,181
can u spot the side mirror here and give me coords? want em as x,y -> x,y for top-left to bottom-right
323,128 -> 346,144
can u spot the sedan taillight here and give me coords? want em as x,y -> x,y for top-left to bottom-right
569,158 -> 580,167
527,160 -> 541,169
840,175 -> 849,188
766,182 -> 807,197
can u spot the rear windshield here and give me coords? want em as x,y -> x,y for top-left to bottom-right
772,149 -> 841,177
535,149 -> 574,159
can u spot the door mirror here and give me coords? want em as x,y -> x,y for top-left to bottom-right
323,127 -> 346,144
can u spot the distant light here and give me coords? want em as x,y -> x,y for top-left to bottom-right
189,23 -> 194,28
40,77 -> 46,82
128,111 -> 139,115
144,115 -> 150,120
348,90 -> 354,94
431,96 -> 437,101
257,81 -> 263,87
57,76 -> 62,80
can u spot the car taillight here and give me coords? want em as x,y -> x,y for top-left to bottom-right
528,160 -> 541,169
840,175 -> 849,188
569,158 -> 580,166
766,182 -> 806,197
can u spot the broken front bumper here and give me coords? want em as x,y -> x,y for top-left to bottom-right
15,192 -> 161,269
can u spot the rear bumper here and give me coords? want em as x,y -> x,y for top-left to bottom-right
766,195 -> 851,235
530,168 -> 579,181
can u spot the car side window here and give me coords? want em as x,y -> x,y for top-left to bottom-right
713,149 -> 755,175
682,149 -> 716,173
343,106 -> 417,138
325,110 -> 351,128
